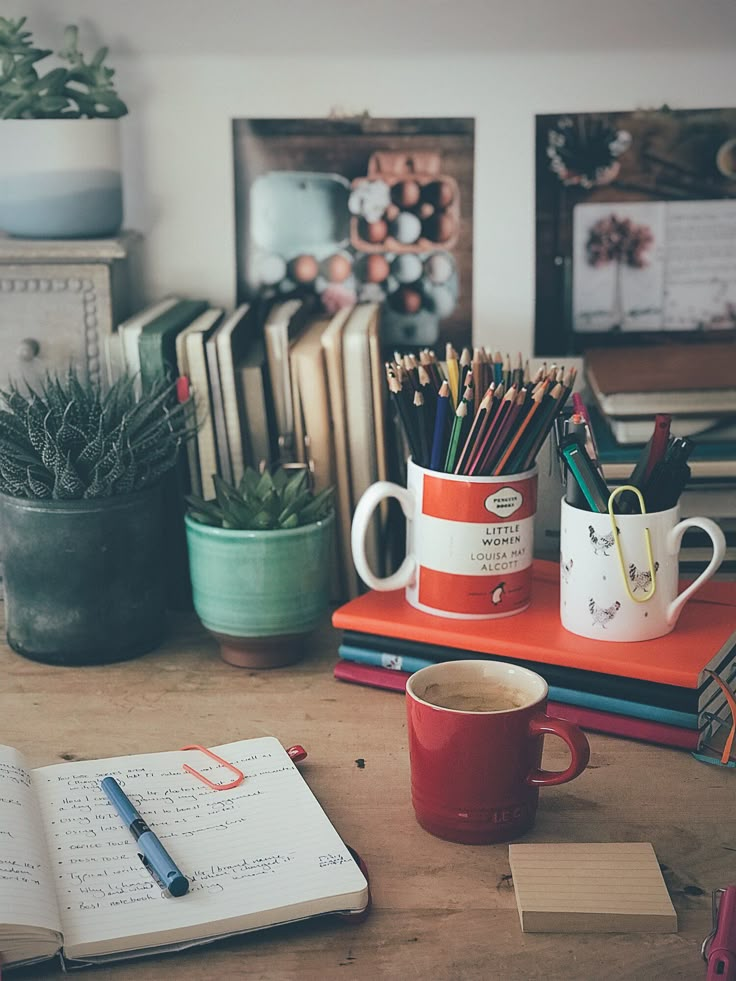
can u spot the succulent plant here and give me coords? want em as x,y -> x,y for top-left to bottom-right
0,370 -> 193,500
187,467 -> 334,531
0,18 -> 128,119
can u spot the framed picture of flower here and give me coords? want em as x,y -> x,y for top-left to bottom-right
534,107 -> 736,355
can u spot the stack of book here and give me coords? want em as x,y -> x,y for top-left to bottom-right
583,341 -> 736,446
582,342 -> 736,578
108,295 -> 390,602
331,560 -> 736,753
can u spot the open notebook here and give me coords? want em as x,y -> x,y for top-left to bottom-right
0,738 -> 369,969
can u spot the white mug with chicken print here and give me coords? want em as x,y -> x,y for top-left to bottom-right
559,498 -> 726,642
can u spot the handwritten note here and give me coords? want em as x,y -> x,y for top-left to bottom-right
32,738 -> 365,959
0,745 -> 62,940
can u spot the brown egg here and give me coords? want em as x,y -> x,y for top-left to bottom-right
326,253 -> 352,283
397,287 -> 423,314
424,179 -> 455,209
392,179 -> 421,209
291,254 -> 319,283
364,219 -> 388,243
364,254 -> 391,283
424,213 -> 455,243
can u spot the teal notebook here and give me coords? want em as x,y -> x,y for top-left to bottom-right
138,299 -> 209,393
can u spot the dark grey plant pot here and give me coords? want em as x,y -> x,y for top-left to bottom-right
0,483 -> 167,666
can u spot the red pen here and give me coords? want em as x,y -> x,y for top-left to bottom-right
643,413 -> 672,483
704,886 -> 736,980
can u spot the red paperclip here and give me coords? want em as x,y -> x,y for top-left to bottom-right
180,745 -> 245,790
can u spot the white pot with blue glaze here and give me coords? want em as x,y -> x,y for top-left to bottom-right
0,118 -> 123,238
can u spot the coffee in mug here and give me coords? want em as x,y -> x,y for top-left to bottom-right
419,680 -> 528,713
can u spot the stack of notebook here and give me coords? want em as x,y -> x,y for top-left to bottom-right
331,560 -> 736,752
583,343 -> 736,578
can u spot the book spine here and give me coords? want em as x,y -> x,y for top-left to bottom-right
334,659 -> 408,693
337,644 -> 700,728
333,661 -> 701,750
337,632 -> 707,713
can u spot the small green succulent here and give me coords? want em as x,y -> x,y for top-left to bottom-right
187,467 -> 334,530
0,18 -> 127,119
0,370 -> 193,500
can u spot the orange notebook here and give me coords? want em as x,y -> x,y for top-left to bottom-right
332,560 -> 736,689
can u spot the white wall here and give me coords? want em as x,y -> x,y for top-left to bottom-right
9,2 -> 736,353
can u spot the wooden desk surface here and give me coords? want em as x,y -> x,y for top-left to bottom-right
2,610 -> 733,981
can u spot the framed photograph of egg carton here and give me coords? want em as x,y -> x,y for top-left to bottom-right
232,117 -> 474,350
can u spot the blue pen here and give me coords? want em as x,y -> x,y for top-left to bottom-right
101,776 -> 189,897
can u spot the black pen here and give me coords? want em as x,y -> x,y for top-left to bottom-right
642,437 -> 693,512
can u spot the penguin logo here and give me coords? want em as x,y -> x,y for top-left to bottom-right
491,582 -> 506,605
469,581 -> 508,604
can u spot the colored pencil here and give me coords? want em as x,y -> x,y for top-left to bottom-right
496,378 -> 549,475
472,385 -> 519,475
429,380 -> 452,471
454,384 -> 494,475
445,343 -> 460,409
466,385 -> 514,476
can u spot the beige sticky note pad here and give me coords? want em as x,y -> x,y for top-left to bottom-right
508,843 -> 677,934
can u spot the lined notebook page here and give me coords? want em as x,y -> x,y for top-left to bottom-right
0,745 -> 63,960
33,738 -> 368,960
508,843 -> 677,934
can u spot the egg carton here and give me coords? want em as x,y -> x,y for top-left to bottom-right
247,170 -> 354,292
349,151 -> 460,254
244,167 -> 456,344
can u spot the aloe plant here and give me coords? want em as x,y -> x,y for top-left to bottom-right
0,18 -> 127,119
187,467 -> 334,530
0,370 -> 193,500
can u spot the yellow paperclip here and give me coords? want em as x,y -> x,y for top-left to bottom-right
607,485 -> 656,603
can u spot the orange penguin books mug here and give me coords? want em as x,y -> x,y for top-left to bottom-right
351,459 -> 538,619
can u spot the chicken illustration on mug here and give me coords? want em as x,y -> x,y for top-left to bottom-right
560,499 -> 726,643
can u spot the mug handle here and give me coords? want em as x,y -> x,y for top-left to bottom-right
665,517 -> 726,626
351,482 -> 417,591
526,713 -> 591,787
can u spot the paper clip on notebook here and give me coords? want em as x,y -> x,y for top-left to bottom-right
180,743 -> 309,790
607,486 -> 656,603
181,745 -> 245,790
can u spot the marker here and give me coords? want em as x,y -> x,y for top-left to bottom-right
559,434 -> 610,513
101,776 -> 189,897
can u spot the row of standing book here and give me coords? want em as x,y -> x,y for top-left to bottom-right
107,295 -> 396,602
331,560 -> 736,758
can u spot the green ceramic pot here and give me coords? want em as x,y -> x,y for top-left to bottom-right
184,511 -> 334,668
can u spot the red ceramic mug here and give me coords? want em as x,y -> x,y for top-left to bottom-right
406,660 -> 591,844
